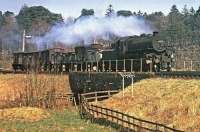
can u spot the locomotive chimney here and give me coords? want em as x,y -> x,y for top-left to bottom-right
153,31 -> 159,36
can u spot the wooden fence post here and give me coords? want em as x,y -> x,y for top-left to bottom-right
73,97 -> 78,110
91,105 -> 94,123
101,107 -> 103,118
111,110 -> 113,122
106,109 -> 108,120
108,91 -> 111,98
96,105 -> 98,117
122,113 -> 124,127
116,111 -> 119,124
95,92 -> 97,103
79,95 -> 83,118
164,126 -> 167,132
155,124 -> 158,131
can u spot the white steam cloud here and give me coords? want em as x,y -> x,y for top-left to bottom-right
35,15 -> 153,48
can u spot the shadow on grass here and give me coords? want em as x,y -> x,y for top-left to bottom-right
80,113 -> 132,132
0,109 -> 114,132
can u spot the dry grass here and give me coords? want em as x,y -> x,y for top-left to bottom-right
0,57 -> 12,70
0,74 -> 71,109
96,78 -> 200,131
0,107 -> 50,122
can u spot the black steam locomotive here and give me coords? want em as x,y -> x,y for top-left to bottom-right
12,32 -> 174,72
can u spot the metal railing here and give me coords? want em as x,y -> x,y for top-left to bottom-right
174,60 -> 200,71
69,58 -> 148,73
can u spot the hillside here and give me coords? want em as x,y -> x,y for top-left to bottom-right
96,78 -> 200,131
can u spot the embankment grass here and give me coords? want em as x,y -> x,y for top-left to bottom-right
96,78 -> 200,131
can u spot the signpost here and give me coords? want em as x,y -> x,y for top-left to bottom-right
118,72 -> 135,97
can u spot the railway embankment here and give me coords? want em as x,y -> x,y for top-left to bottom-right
94,78 -> 200,131
69,72 -> 153,98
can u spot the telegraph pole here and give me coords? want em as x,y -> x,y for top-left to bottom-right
22,30 -> 32,52
22,30 -> 26,52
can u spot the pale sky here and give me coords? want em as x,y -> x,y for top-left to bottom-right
0,0 -> 199,18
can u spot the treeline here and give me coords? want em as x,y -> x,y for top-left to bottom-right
80,4 -> 200,65
0,5 -> 63,53
1,4 -> 200,53
81,4 -> 200,49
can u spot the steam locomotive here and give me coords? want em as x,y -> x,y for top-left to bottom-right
12,32 -> 174,72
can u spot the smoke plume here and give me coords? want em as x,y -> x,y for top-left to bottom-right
35,15 -> 153,48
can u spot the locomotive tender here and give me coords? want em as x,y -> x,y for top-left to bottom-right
12,32 -> 174,72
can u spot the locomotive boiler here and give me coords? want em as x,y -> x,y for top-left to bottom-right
102,32 -> 174,72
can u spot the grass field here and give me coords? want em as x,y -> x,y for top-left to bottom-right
96,78 -> 200,132
0,74 -> 71,95
0,74 -> 115,131
0,74 -> 71,108
0,107 -> 114,132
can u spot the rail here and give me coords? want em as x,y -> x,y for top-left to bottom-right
0,69 -> 14,74
156,71 -> 200,78
80,90 -> 184,132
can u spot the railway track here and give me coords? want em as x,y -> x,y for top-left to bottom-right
0,69 -> 26,74
155,71 -> 200,78
2,68 -> 200,79
0,69 -> 13,74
